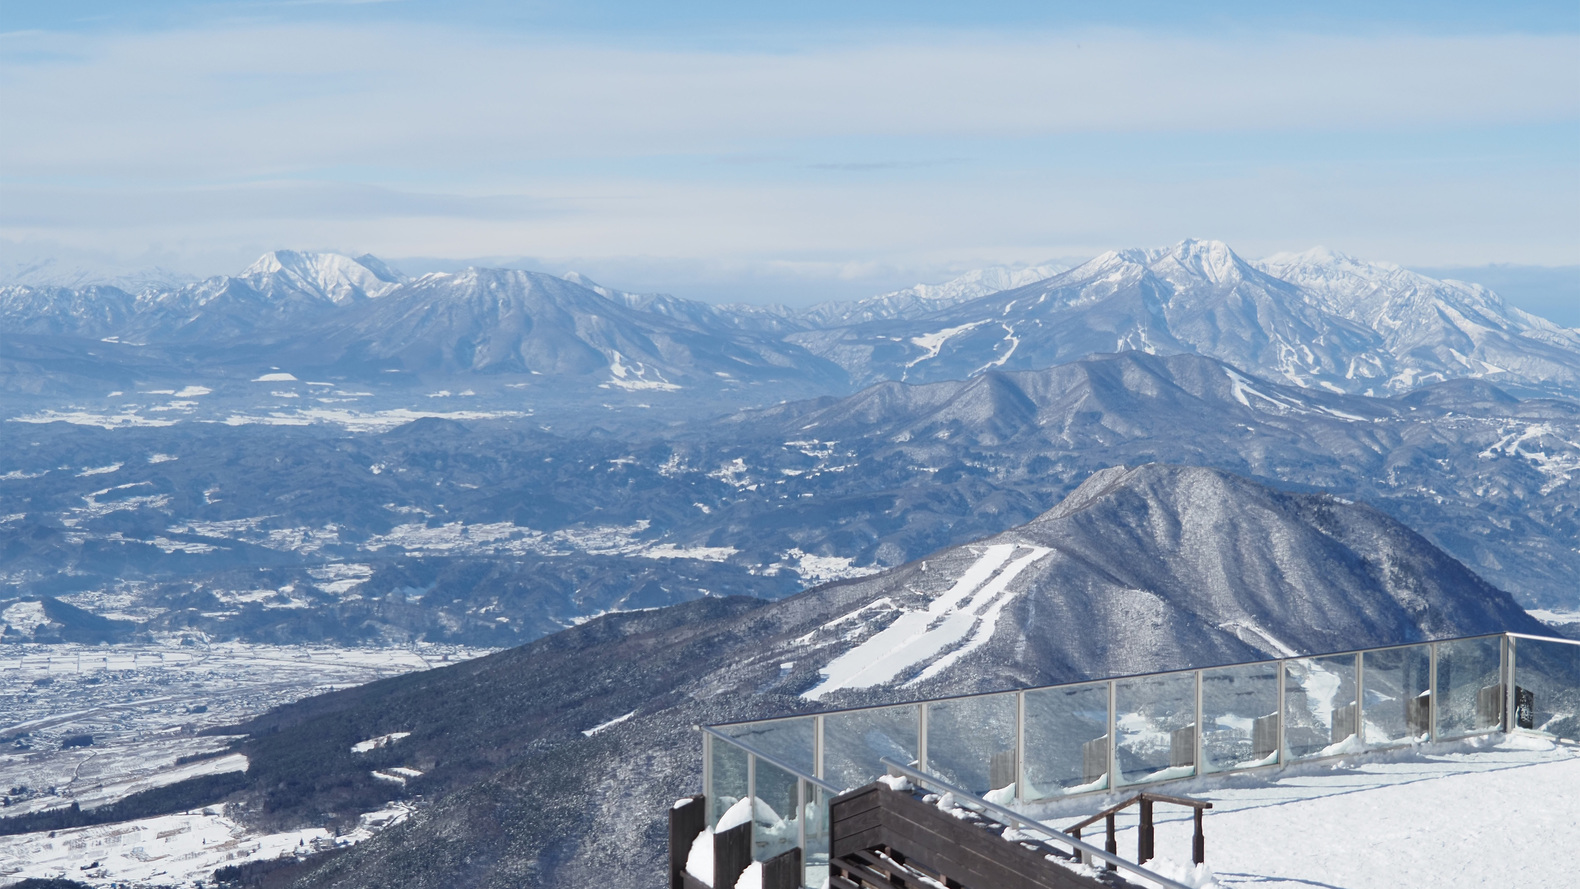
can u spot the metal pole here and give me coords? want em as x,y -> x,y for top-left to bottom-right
917,703 -> 929,775
1108,680 -> 1118,791
1355,652 -> 1365,749
1194,669 -> 1204,777
1505,635 -> 1517,733
796,776 -> 806,877
1015,689 -> 1027,804
1277,659 -> 1287,768
702,730 -> 713,825
814,714 -> 824,781
1428,642 -> 1439,743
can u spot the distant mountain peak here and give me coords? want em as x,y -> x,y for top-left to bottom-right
240,250 -> 405,305
1146,238 -> 1256,286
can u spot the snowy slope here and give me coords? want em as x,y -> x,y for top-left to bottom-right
312,267 -> 845,386
763,464 -> 1545,705
1257,247 -> 1580,392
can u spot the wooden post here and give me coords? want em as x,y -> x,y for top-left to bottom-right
1105,812 -> 1117,871
760,846 -> 802,889
714,821 -> 752,889
669,795 -> 705,889
1138,798 -> 1154,865
1193,806 -> 1205,865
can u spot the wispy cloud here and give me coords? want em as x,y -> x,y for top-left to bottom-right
0,22 -> 1576,278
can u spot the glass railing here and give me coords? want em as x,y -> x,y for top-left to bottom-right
700,631 -> 1579,888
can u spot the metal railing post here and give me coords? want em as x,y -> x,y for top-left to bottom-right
1277,659 -> 1287,768
702,730 -> 713,824
1108,679 -> 1118,791
814,714 -> 824,781
1504,635 -> 1516,733
1194,670 -> 1204,778
796,777 -> 806,875
1355,652 -> 1365,749
1429,642 -> 1439,742
1015,689 -> 1027,804
917,703 -> 929,774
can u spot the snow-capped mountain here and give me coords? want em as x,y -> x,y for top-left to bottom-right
6,242 -> 1579,400
240,250 -> 405,306
311,267 -> 844,388
790,240 -> 1580,397
1255,247 -> 1580,390
0,284 -> 137,337
800,264 -> 1067,327
783,464 -> 1543,703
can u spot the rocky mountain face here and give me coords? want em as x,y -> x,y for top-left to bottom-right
205,465 -> 1544,889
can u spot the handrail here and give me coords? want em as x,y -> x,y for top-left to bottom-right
1506,632 -> 1580,645
698,725 -> 842,795
1064,791 -> 1210,834
878,757 -> 1195,889
707,629 -> 1542,729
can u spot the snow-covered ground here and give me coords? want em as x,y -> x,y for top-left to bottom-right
0,640 -> 491,860
1019,734 -> 1580,888
0,800 -> 414,886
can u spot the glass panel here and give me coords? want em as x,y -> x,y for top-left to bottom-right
1200,662 -> 1280,773
924,693 -> 1018,800
1362,645 -> 1432,747
1436,636 -> 1504,739
720,716 -> 816,774
803,783 -> 830,889
1285,655 -> 1360,760
1115,672 -> 1198,786
1513,637 -> 1580,741
750,756 -> 802,862
821,704 -> 919,791
710,738 -> 749,827
1022,681 -> 1111,799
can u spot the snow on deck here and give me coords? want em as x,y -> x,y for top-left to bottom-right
1020,734 -> 1580,889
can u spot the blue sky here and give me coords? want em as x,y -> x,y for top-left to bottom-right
2,1 -> 1577,306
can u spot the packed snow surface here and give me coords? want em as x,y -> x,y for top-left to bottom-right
1018,734 -> 1580,889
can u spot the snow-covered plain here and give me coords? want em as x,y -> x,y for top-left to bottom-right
0,800 -> 415,887
0,641 -> 490,830
1018,734 -> 1580,889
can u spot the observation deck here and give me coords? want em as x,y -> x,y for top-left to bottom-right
672,631 -> 1580,889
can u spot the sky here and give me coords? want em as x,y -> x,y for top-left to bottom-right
2,1 -> 1578,307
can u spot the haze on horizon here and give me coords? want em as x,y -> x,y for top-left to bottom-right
1,0 -> 1577,313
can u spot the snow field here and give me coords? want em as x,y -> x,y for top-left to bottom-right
1019,735 -> 1580,889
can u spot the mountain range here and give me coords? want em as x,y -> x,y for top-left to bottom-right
4,240 -> 1577,401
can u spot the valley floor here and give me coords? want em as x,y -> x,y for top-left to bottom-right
0,640 -> 494,886
1023,734 -> 1580,889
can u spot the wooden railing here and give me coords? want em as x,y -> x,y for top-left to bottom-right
1064,791 -> 1212,871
